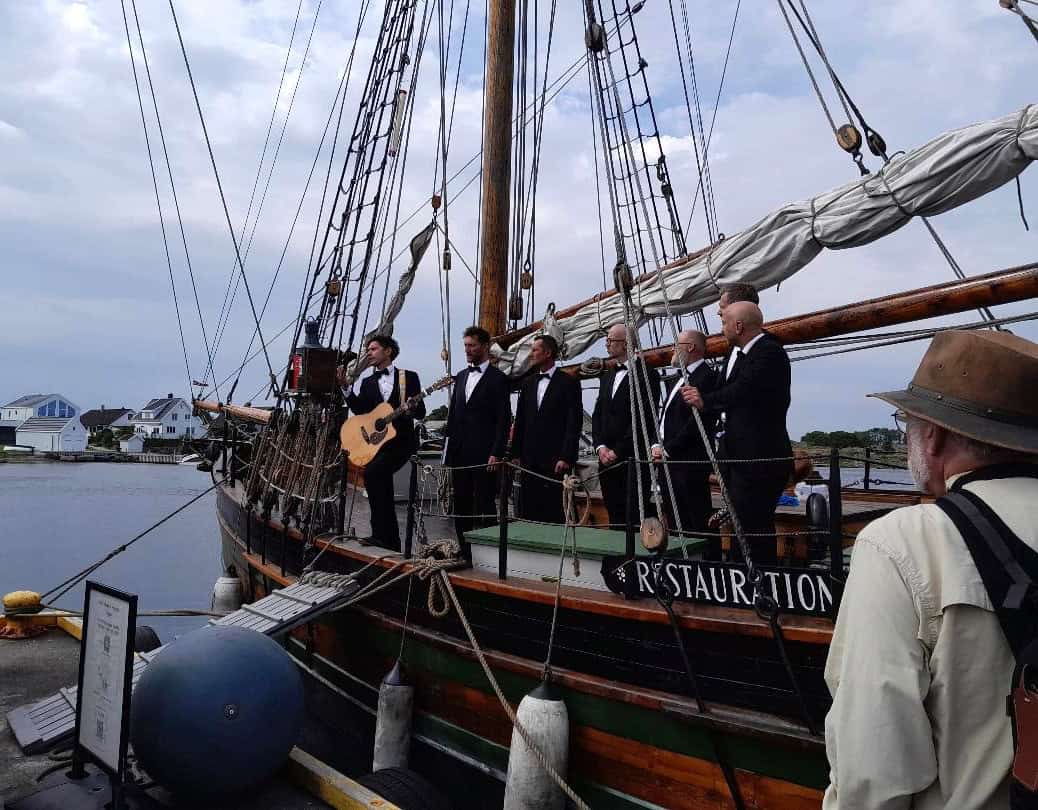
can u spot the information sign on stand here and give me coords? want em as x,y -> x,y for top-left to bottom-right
69,582 -> 137,809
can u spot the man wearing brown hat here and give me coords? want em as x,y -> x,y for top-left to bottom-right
823,330 -> 1038,809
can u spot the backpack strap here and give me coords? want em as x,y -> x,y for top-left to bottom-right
397,368 -> 407,407
936,487 -> 1038,658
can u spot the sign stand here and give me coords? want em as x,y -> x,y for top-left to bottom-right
68,582 -> 137,810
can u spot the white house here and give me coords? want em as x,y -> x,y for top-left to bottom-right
3,393 -> 80,423
80,407 -> 133,435
130,395 -> 201,439
120,434 -> 145,453
16,417 -> 88,452
2,394 -> 82,446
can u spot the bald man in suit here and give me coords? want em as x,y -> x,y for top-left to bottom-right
683,303 -> 792,564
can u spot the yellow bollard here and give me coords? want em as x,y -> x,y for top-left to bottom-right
0,590 -> 46,639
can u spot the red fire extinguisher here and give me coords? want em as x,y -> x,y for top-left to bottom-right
289,352 -> 303,391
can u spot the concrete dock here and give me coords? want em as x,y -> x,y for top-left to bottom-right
0,618 -> 392,809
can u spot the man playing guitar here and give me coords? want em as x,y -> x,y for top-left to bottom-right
337,334 -> 425,549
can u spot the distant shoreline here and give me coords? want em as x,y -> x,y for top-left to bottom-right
0,454 -> 55,464
792,443 -> 908,470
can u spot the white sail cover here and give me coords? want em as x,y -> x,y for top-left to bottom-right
494,104 -> 1038,374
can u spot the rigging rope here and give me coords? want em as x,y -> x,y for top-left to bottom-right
778,0 -> 999,326
212,0 -> 325,380
508,0 -> 560,327
683,0 -> 740,240
205,48 -> 595,402
291,0 -> 376,367
207,0 -> 308,378
129,0 -> 221,401
302,0 -> 421,361
1001,0 -> 1038,45
666,0 -> 718,242
789,310 -> 1038,362
168,0 -> 280,393
42,475 -> 226,605
120,0 -> 193,399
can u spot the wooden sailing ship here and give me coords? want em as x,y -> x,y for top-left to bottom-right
200,269 -> 1038,810
188,0 -> 1038,805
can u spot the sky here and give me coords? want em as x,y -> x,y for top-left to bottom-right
0,0 -> 1034,439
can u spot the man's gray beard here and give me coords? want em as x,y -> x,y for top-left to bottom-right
907,427 -> 932,493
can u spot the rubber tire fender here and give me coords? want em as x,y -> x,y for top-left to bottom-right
134,624 -> 161,653
356,767 -> 451,810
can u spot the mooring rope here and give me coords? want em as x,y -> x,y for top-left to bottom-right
297,530 -> 589,807
542,474 -> 587,681
437,570 -> 592,810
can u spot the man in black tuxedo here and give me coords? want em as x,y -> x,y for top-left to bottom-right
592,323 -> 661,527
682,302 -> 792,565
337,334 -> 425,549
444,326 -> 512,547
717,282 -> 758,312
650,330 -> 717,550
512,335 -> 582,524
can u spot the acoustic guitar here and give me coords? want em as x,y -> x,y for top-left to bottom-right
339,374 -> 452,467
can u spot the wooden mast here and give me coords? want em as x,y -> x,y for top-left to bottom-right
475,0 -> 516,337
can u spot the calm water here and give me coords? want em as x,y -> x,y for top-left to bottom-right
0,459 -> 916,640
0,461 -> 221,638
819,466 -> 916,490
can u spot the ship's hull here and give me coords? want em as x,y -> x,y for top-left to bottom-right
217,481 -> 837,808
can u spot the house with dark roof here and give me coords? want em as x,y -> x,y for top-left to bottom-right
2,394 -> 81,446
129,394 -> 200,439
16,416 -> 88,452
79,407 -> 133,435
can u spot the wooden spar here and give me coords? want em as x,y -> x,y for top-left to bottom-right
193,399 -> 271,425
561,260 -> 1038,372
475,0 -> 516,337
197,261 -> 1037,420
494,246 -> 711,349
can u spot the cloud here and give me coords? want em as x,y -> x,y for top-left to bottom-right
0,0 -> 1034,441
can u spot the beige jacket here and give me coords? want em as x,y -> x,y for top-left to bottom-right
823,471 -> 1038,809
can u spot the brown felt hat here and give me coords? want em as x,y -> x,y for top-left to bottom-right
868,330 -> 1038,454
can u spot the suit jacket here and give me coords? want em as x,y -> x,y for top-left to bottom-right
512,368 -> 582,472
703,332 -> 792,464
591,359 -> 661,461
658,362 -> 717,471
444,364 -> 511,466
346,368 -> 426,452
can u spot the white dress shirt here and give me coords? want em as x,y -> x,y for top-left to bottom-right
374,365 -> 394,402
725,331 -> 765,380
657,359 -> 703,444
596,363 -> 630,453
724,348 -> 740,381
611,364 -> 628,396
823,472 -> 1038,809
465,359 -> 490,402
536,364 -> 555,408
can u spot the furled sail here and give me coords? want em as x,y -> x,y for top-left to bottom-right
345,220 -> 436,379
494,104 -> 1038,374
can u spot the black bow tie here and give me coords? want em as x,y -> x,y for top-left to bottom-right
376,368 -> 391,377
468,365 -> 482,374
615,363 -> 627,371
538,372 -> 551,380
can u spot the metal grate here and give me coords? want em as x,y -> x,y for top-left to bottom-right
6,580 -> 357,754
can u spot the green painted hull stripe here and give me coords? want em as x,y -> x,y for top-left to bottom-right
288,641 -> 659,809
332,613 -> 828,789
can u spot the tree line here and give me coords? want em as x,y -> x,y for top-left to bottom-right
800,427 -> 902,451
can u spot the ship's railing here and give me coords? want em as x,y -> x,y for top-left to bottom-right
397,447 -> 914,621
